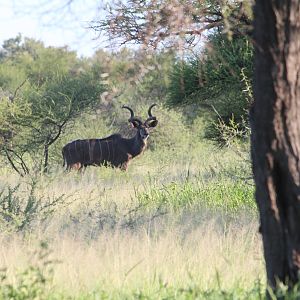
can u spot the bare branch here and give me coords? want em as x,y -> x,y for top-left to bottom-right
9,79 -> 27,102
90,0 -> 253,49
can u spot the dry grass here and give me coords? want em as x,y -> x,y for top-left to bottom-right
0,215 -> 263,297
0,141 -> 262,298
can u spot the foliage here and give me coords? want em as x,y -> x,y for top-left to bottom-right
0,242 -> 57,300
90,48 -> 174,109
168,35 -> 253,108
148,106 -> 190,151
168,34 -> 253,143
0,34 -> 23,59
207,113 -> 250,147
0,36 -> 104,174
0,179 -> 68,232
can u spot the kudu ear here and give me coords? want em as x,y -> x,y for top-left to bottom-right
130,119 -> 141,128
145,103 -> 158,127
146,119 -> 158,128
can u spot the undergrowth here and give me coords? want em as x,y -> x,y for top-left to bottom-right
0,242 -> 57,300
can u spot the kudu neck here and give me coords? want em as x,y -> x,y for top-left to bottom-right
127,132 -> 147,157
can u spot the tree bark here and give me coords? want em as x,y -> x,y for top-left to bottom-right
252,0 -> 300,292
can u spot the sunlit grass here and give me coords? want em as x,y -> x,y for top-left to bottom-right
0,217 -> 263,298
137,179 -> 255,213
0,140 -> 263,299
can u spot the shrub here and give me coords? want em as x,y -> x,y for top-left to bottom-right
167,35 -> 253,144
0,179 -> 68,232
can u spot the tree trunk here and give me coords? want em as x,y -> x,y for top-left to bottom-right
252,0 -> 300,292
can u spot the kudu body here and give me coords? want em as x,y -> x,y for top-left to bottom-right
62,104 -> 158,171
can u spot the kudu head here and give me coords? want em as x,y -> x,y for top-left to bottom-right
122,104 -> 158,141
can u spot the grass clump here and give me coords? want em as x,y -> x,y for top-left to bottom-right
137,178 -> 255,213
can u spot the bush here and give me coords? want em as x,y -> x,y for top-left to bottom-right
167,35 -> 253,144
0,179 -> 68,232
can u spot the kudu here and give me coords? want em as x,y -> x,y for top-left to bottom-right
62,104 -> 158,171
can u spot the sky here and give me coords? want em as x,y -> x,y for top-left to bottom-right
0,1 -> 106,57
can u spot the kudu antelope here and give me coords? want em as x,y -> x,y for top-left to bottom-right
62,104 -> 158,171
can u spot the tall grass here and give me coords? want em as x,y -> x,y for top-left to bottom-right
0,217 -> 263,299
0,113 -> 264,299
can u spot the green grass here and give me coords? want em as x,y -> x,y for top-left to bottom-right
53,281 -> 266,300
137,179 -> 255,213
